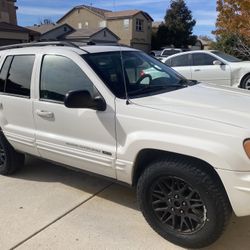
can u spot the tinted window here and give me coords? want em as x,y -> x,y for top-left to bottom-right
5,55 -> 35,97
171,54 -> 190,67
40,55 -> 95,102
83,51 -> 185,99
211,51 -> 242,62
192,53 -> 216,66
162,50 -> 181,56
0,56 -> 13,92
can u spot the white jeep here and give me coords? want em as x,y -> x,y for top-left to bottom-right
0,42 -> 250,249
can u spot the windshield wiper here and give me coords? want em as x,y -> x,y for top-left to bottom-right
128,84 -> 187,96
178,79 -> 199,86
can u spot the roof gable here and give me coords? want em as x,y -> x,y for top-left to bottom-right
65,27 -> 120,40
57,5 -> 111,23
27,23 -> 73,35
57,5 -> 153,23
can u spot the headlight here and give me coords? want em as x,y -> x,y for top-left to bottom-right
243,139 -> 250,159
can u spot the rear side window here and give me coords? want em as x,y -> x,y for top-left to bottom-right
5,55 -> 35,97
171,54 -> 190,67
0,56 -> 13,92
192,53 -> 216,66
40,55 -> 96,103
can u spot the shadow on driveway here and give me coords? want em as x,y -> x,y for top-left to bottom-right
12,156 -> 250,250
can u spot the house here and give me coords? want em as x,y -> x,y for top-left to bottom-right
64,27 -> 120,45
0,0 -> 39,46
0,22 -> 39,46
27,23 -> 120,45
0,0 -> 17,25
57,5 -> 153,52
26,23 -> 74,41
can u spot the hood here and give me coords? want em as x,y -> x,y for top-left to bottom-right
132,83 -> 250,129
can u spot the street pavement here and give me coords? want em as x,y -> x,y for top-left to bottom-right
0,157 -> 249,250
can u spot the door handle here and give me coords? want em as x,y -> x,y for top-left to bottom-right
0,102 -> 3,109
36,110 -> 54,119
194,69 -> 201,72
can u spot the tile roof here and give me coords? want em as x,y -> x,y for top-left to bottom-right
0,22 -> 39,35
65,27 -> 119,40
58,5 -> 111,23
105,10 -> 140,19
76,5 -> 111,17
57,5 -> 153,23
26,24 -> 57,34
66,27 -> 104,38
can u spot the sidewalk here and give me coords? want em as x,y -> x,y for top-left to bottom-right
0,157 -> 249,250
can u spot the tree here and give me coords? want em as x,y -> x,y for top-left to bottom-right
214,0 -> 250,59
161,0 -> 197,48
38,18 -> 54,25
215,0 -> 250,39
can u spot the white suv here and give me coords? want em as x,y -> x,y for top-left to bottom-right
0,42 -> 250,249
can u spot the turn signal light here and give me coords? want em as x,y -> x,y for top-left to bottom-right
243,140 -> 250,159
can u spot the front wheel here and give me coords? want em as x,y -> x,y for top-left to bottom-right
137,159 -> 232,249
241,75 -> 250,90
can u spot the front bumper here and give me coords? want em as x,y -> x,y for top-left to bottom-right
217,169 -> 250,216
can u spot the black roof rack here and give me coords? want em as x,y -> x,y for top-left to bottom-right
0,41 -> 80,51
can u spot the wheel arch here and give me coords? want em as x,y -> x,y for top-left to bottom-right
132,149 -> 229,200
240,73 -> 250,88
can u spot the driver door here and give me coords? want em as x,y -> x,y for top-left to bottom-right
191,53 -> 231,85
33,53 -> 116,178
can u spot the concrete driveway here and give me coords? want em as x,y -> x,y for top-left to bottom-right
0,157 -> 249,250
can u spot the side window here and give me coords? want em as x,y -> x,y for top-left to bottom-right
0,56 -> 13,92
5,55 -> 35,97
171,55 -> 190,67
192,53 -> 216,66
40,55 -> 95,103
164,58 -> 171,67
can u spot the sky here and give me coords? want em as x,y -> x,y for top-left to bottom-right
17,0 -> 217,38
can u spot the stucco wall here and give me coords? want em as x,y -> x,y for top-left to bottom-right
41,25 -> 73,40
131,13 -> 152,52
107,18 -> 132,46
92,29 -> 119,43
0,0 -> 17,25
58,8 -> 104,30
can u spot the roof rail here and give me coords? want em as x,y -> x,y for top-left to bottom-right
0,41 -> 79,51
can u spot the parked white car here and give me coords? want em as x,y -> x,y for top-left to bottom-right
161,50 -> 250,89
1,42 -> 250,249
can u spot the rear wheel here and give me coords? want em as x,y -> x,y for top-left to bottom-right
137,159 -> 232,249
0,131 -> 25,175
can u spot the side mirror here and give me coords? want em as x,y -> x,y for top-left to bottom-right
64,90 -> 106,111
187,79 -> 198,85
213,60 -> 223,66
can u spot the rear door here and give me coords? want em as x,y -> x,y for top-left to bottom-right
191,52 -> 231,85
165,54 -> 192,79
0,54 -> 37,155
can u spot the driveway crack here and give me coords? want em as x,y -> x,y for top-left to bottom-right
10,182 -> 114,250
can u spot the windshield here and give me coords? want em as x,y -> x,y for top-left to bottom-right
83,51 -> 187,99
211,51 -> 242,62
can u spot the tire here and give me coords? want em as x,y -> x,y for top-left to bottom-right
137,158 -> 232,249
0,131 -> 25,175
241,74 -> 250,90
